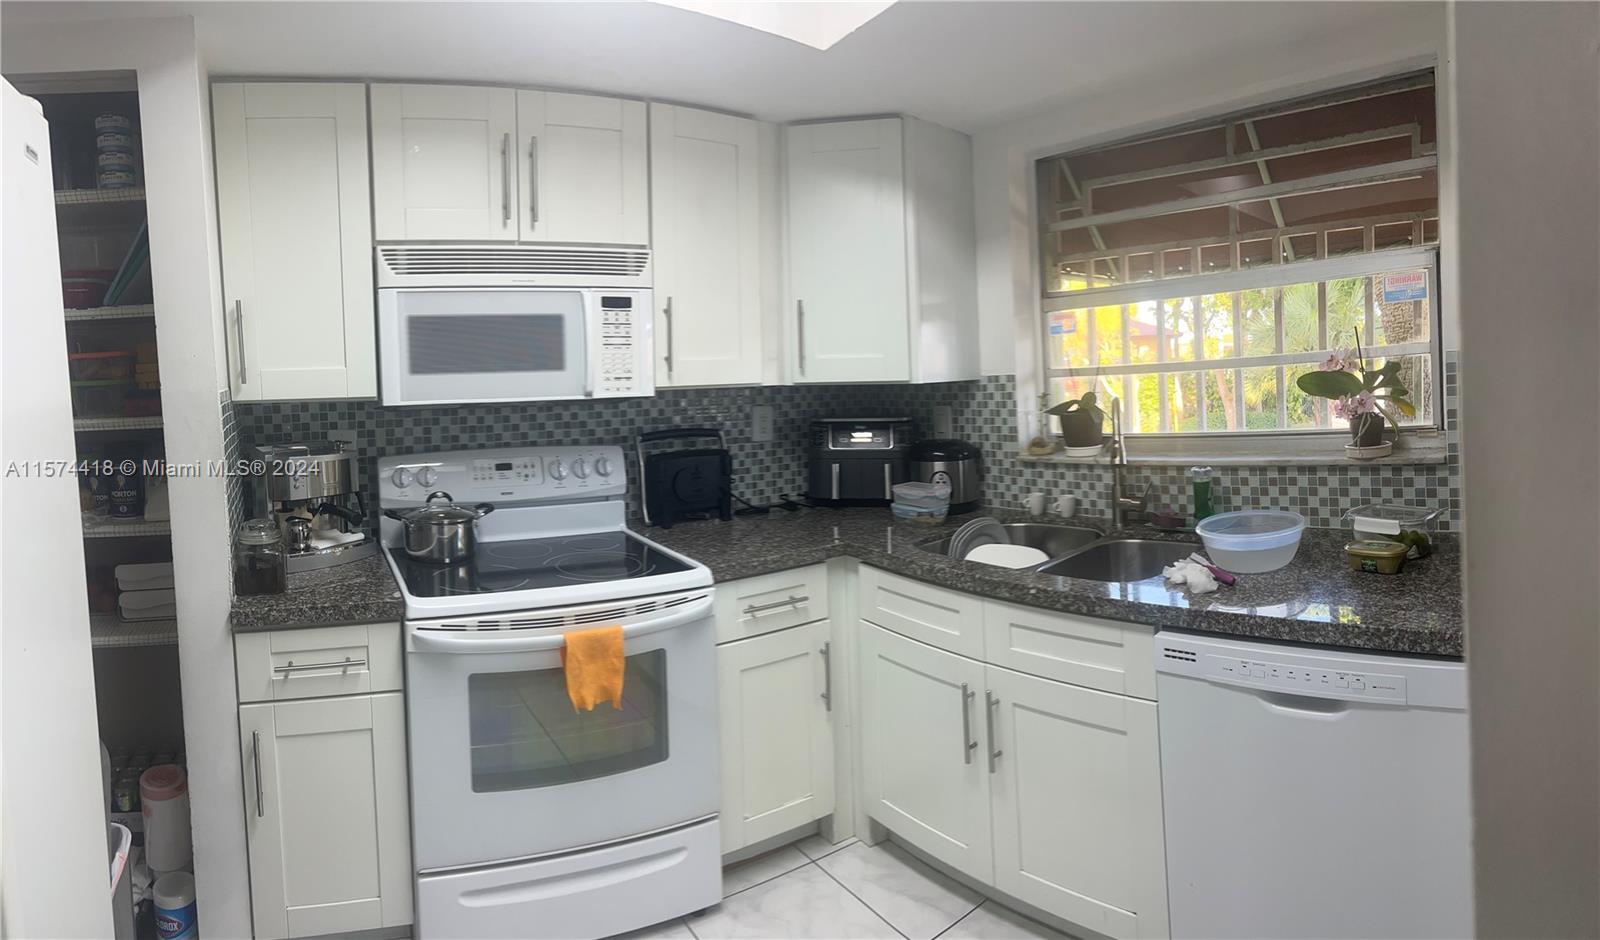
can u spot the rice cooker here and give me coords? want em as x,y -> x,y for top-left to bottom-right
909,439 -> 982,514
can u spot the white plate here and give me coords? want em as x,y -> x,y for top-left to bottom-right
1063,443 -> 1105,458
964,544 -> 1050,568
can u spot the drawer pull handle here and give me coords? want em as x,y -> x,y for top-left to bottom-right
275,656 -> 367,676
961,683 -> 977,764
743,595 -> 809,617
820,641 -> 833,711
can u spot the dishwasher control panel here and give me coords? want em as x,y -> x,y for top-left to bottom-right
1206,654 -> 1407,704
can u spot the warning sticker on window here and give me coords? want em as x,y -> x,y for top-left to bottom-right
1049,312 -> 1078,335
1381,271 -> 1428,303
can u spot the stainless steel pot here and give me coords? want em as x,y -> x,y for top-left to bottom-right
383,491 -> 495,564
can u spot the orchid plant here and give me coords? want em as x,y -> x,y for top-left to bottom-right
1295,330 -> 1416,440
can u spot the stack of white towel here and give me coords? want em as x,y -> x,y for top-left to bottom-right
116,563 -> 175,621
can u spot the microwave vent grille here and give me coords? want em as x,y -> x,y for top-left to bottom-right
378,245 -> 650,279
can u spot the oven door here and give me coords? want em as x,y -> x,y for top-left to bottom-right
379,287 -> 592,405
405,590 -> 718,871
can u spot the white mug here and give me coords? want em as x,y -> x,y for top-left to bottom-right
1026,492 -> 1046,516
1055,494 -> 1077,517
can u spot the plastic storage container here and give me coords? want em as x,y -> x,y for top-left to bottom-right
68,350 -> 134,380
1195,509 -> 1307,573
891,480 -> 951,524
140,763 -> 192,873
70,379 -> 131,417
1342,504 -> 1441,559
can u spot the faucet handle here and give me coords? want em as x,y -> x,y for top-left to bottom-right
1136,479 -> 1156,506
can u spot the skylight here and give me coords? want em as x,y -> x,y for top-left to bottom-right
654,1 -> 896,50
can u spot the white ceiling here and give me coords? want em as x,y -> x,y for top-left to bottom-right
1,1 -> 1441,132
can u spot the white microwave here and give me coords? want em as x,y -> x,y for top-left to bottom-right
375,247 -> 654,406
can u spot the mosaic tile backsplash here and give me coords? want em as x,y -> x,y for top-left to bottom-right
234,355 -> 1462,532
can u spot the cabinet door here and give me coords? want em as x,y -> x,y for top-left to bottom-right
650,104 -> 763,387
213,82 -> 375,400
786,119 -> 910,383
986,664 -> 1168,940
518,91 -> 648,245
240,694 -> 411,940
370,83 -> 517,241
860,622 -> 992,882
718,620 -> 834,853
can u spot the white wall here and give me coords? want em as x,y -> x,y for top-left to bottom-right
969,3 -> 1447,439
1451,4 -> 1600,936
1,79 -> 115,940
1,17 -> 248,938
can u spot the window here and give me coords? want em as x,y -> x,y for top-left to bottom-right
1037,72 -> 1441,437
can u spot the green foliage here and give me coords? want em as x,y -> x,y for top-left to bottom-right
1046,389 -> 1105,424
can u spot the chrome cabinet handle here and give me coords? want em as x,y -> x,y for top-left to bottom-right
274,656 -> 367,675
820,641 -> 832,711
796,300 -> 806,375
961,683 -> 977,764
663,296 -> 674,376
528,136 -> 540,227
500,132 -> 511,226
742,595 -> 809,616
252,730 -> 264,818
985,690 -> 1002,773
233,300 -> 246,385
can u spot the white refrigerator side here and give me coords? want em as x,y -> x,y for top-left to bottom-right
0,79 -> 114,938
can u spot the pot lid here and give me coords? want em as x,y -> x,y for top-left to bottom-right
393,491 -> 491,526
911,438 -> 980,460
235,517 -> 282,546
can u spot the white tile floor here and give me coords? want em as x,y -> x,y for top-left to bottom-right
613,837 -> 1075,940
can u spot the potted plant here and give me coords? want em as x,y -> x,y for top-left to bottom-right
1046,390 -> 1107,448
1295,331 -> 1416,457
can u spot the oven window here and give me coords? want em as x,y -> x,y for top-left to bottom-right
408,314 -> 566,374
466,650 -> 668,792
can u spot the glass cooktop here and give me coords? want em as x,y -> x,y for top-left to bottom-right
388,531 -> 694,597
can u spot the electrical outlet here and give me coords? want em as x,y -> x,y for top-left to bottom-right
751,405 -> 774,443
933,405 -> 954,438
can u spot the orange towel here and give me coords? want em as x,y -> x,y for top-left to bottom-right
561,625 -> 624,711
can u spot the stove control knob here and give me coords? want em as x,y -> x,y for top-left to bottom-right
571,458 -> 589,479
548,459 -> 568,481
417,467 -> 438,487
391,467 -> 413,488
594,456 -> 613,477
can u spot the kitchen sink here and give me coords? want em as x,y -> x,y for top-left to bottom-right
1036,538 -> 1198,582
920,523 -> 1102,559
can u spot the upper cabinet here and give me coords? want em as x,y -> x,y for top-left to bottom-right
372,84 -> 647,246
213,82 -> 376,400
370,84 -> 518,242
650,103 -> 765,387
785,117 -> 978,385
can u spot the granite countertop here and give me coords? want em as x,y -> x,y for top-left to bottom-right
638,507 -> 1465,658
230,551 -> 406,632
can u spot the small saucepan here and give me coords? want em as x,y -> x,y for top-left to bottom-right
384,491 -> 496,565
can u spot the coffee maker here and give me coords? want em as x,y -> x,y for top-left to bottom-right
249,440 -> 376,571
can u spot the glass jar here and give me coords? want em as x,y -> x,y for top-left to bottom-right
233,517 -> 287,596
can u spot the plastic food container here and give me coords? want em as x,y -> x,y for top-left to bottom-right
68,350 -> 134,380
892,481 -> 951,510
1345,540 -> 1409,574
1343,504 -> 1440,559
62,269 -> 116,308
1195,509 -> 1307,573
70,379 -> 131,417
891,502 -> 948,525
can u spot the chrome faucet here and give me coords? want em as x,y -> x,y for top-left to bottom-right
1108,396 -> 1153,529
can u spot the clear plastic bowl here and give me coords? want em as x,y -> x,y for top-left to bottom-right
892,481 -> 951,510
891,502 -> 948,525
1195,509 -> 1307,573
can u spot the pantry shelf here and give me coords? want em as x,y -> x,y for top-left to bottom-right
74,415 -> 162,432
91,614 -> 177,649
55,187 -> 145,205
82,517 -> 170,539
64,303 -> 154,322
55,187 -> 146,227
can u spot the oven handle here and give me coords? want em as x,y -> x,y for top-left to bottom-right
408,595 -> 713,654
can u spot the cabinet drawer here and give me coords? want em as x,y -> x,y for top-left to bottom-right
859,567 -> 985,659
236,623 -> 403,703
714,565 -> 829,643
982,601 -> 1155,699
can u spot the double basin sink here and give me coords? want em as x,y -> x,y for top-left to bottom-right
920,522 -> 1199,582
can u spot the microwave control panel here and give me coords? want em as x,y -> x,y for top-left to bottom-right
594,291 -> 653,398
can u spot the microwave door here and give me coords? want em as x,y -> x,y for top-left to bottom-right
390,289 -> 587,404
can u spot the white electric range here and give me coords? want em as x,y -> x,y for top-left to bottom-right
378,445 -> 720,940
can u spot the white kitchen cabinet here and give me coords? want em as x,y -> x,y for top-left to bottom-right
785,117 -> 978,384
717,620 -> 835,853
213,82 -> 375,400
986,663 -> 1168,940
238,691 -> 411,940
517,90 -> 648,245
370,83 -> 518,242
859,622 -> 993,883
650,103 -> 764,386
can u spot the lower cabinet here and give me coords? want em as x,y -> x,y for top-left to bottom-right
717,618 -> 835,854
238,685 -> 411,939
860,620 -> 1168,940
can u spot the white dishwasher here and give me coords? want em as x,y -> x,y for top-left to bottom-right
1155,631 -> 1471,939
